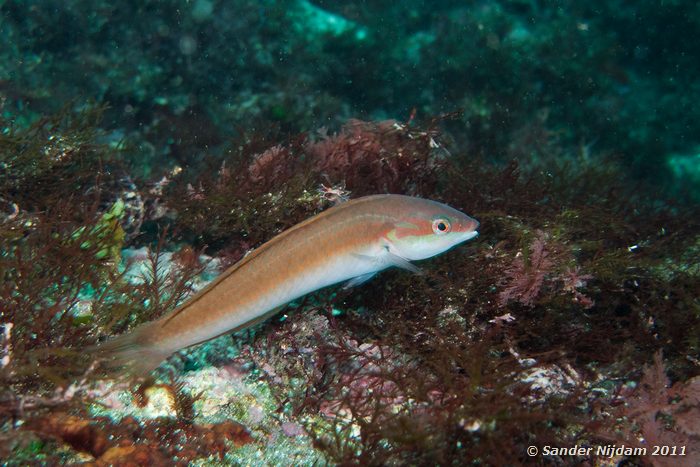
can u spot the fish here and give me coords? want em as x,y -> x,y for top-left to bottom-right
96,194 -> 479,376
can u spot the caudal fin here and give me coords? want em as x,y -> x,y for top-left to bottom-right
92,321 -> 173,379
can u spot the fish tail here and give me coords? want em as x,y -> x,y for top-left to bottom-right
92,321 -> 173,379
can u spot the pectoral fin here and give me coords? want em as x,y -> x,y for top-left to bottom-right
351,250 -> 422,275
386,251 -> 423,274
343,272 -> 378,289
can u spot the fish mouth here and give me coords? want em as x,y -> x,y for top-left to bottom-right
463,230 -> 479,241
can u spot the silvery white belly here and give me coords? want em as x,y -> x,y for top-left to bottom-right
169,250 -> 384,350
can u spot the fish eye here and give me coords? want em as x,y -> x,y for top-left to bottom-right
432,218 -> 451,235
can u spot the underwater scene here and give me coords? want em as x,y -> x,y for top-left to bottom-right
1,0 -> 699,465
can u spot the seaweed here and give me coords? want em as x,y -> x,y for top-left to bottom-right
0,106 -> 209,429
219,115 -> 700,464
0,103 -> 113,213
2,103 -> 700,464
0,105 -> 126,403
0,0 -> 698,463
162,118 -> 444,248
248,305 -> 585,465
592,351 -> 700,466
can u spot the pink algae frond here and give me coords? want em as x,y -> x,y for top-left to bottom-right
608,351 -> 700,457
498,231 -> 595,309
305,119 -> 439,195
247,144 -> 293,184
498,231 -> 554,307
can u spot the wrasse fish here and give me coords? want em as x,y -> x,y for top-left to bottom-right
97,194 -> 479,375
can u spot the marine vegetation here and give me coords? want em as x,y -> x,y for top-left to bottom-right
1,102 -> 699,465
1,0 -> 700,464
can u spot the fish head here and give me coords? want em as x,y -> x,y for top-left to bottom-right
385,198 -> 479,261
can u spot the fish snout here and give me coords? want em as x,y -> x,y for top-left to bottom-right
463,216 -> 480,234
457,216 -> 479,242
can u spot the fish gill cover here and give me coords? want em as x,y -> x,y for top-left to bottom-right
1,0 -> 699,465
